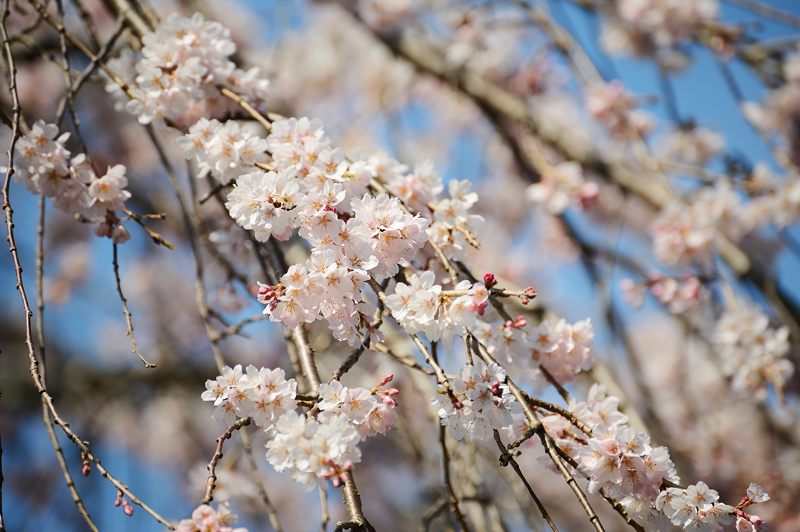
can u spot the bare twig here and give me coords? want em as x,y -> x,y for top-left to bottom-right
319,485 -> 329,532
439,425 -> 470,531
202,417 -> 252,504
724,0 -> 800,28
493,430 -> 558,532
239,427 -> 283,531
112,243 -> 156,367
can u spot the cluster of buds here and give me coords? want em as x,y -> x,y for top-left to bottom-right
482,273 -> 536,306
94,211 -> 131,244
255,282 -> 283,312
370,374 -> 400,407
114,490 -> 134,517
502,315 -> 528,331
519,286 -> 536,305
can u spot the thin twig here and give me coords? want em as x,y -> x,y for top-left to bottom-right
209,313 -> 267,342
55,17 -> 127,124
202,417 -> 252,504
41,403 -> 98,531
319,485 -> 329,532
239,428 -> 283,531
439,425 -> 470,531
493,430 -> 558,532
724,0 -> 800,28
112,243 -> 156,367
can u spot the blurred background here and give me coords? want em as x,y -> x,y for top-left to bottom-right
2,0 -> 800,530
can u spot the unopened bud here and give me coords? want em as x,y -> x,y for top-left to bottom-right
483,272 -> 497,289
520,286 -> 536,305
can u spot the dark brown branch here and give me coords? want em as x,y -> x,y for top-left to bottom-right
202,416 -> 252,504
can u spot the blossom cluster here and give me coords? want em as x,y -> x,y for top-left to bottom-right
375,154 -> 484,260
317,377 -> 399,439
470,315 -> 595,387
543,385 -> 680,524
106,13 -> 269,125
651,180 -> 750,265
740,163 -> 800,230
656,481 -> 769,531
657,125 -> 724,167
621,273 -> 705,314
201,364 -> 297,427
713,307 -> 794,401
743,47 -> 800,166
427,178 -> 484,261
265,410 -> 362,490
541,385 -> 773,528
601,0 -> 719,61
175,103 -> 489,345
432,363 -> 520,441
178,118 -> 269,182
202,366 -> 398,490
529,317 -> 595,385
253,191 -> 428,345
586,80 -> 654,138
175,503 -> 246,532
13,120 -> 131,242
526,161 -> 598,215
217,117 -> 437,345
385,271 -> 489,341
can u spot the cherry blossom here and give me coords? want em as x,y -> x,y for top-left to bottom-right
586,80 -> 654,138
317,379 -> 398,438
622,274 -> 705,314
12,121 -> 131,240
178,119 -> 269,182
529,318 -> 595,385
432,363 -> 520,440
713,307 -> 794,401
106,13 -> 269,125
265,411 -> 362,490
175,503 -> 247,532
527,161 -> 598,214
201,365 -> 297,428
539,385 -> 679,524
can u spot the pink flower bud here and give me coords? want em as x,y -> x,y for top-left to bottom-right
448,390 -> 463,410
123,501 -> 134,517
578,181 -> 599,209
379,373 -> 394,386
82,461 -> 91,477
483,272 -> 497,289
520,286 -> 536,305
